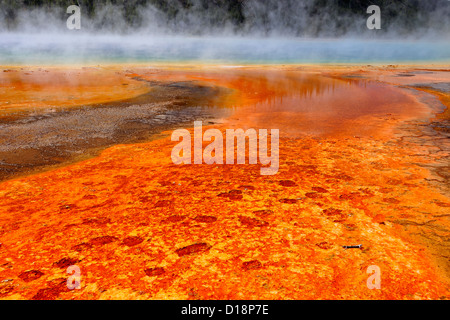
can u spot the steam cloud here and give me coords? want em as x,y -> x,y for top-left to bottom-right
0,0 -> 449,64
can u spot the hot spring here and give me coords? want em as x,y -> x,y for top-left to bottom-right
1,33 -> 449,65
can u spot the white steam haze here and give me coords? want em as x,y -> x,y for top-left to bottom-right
0,0 -> 449,65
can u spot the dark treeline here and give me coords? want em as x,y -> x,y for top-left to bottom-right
1,0 -> 245,27
0,0 -> 448,36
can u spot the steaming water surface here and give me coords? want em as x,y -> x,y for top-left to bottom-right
1,33 -> 449,64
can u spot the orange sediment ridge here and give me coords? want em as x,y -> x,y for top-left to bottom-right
0,66 -> 150,116
0,65 -> 449,299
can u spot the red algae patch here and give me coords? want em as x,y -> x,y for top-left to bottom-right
217,190 -> 243,201
194,215 -> 218,223
315,242 -> 334,250
242,260 -> 263,271
155,200 -> 172,208
18,270 -> 44,282
175,243 -> 211,257
0,285 -> 15,297
31,279 -> 69,300
53,257 -> 80,269
279,198 -> 298,204
278,180 -> 297,187
238,216 -> 269,228
89,236 -> 118,246
253,209 -> 273,216
71,243 -> 93,252
122,236 -> 144,247
144,267 -> 166,277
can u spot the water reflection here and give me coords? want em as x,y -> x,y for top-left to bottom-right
201,69 -> 422,137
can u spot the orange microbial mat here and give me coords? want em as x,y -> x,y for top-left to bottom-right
0,65 -> 449,299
